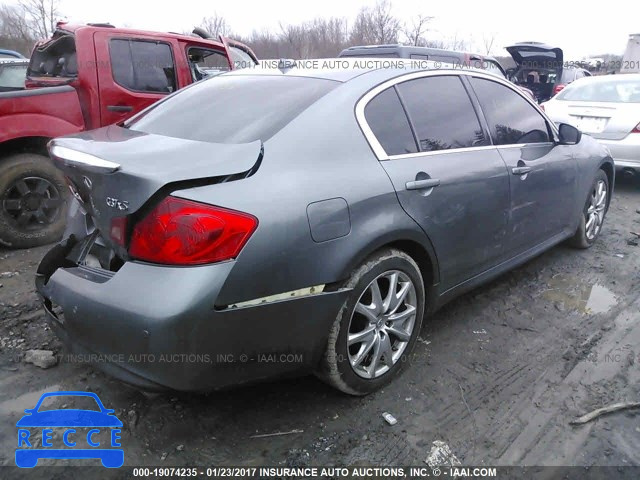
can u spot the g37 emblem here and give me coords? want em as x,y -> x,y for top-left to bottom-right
106,197 -> 129,211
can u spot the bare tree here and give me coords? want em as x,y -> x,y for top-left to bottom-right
403,14 -> 433,46
350,0 -> 401,45
481,33 -> 495,55
18,0 -> 60,39
0,4 -> 37,54
198,14 -> 233,38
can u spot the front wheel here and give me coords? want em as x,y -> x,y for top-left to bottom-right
569,169 -> 609,249
317,248 -> 425,395
0,153 -> 68,248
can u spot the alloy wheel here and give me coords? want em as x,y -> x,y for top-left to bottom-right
585,179 -> 607,240
347,270 -> 417,379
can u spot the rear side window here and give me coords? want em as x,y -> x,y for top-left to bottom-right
470,77 -> 550,145
397,76 -> 487,152
364,87 -> 418,156
128,75 -> 337,143
110,39 -> 177,93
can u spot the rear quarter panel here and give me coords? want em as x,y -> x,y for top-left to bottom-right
174,76 -> 435,306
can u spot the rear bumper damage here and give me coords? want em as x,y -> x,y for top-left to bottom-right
36,237 -> 349,391
598,136 -> 640,170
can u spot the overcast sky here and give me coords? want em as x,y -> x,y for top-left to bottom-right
42,0 -> 637,59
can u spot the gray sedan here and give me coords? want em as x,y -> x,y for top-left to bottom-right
542,74 -> 640,174
37,62 -> 614,395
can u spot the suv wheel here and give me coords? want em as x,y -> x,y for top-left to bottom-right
0,153 -> 68,248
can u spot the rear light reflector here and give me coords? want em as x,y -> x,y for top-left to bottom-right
553,84 -> 566,95
110,216 -> 128,247
632,122 -> 640,133
128,196 -> 258,265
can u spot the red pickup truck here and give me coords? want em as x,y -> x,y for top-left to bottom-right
0,22 -> 257,248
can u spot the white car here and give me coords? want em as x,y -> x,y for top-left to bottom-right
541,74 -> 640,173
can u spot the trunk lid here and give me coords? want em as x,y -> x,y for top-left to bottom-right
506,42 -> 563,69
49,125 -> 262,252
556,102 -> 639,139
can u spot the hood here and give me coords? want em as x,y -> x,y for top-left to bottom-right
507,42 -> 563,69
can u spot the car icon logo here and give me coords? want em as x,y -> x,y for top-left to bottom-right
15,391 -> 123,468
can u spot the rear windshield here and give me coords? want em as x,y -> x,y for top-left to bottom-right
557,78 -> 640,103
27,33 -> 77,78
128,75 -> 338,143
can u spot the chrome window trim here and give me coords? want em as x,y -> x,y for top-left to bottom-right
384,144 -> 496,161
355,69 -> 559,161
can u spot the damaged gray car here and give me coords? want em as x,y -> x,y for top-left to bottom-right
36,62 -> 614,395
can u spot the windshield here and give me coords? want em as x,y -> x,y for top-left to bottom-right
557,78 -> 640,103
482,60 -> 505,78
128,75 -> 338,143
0,64 -> 27,88
229,46 -> 256,69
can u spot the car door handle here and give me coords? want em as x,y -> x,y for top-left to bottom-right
107,105 -> 133,112
511,166 -> 532,175
406,179 -> 441,190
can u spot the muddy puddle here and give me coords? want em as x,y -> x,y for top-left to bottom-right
542,275 -> 618,315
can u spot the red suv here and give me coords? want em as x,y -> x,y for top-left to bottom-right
0,22 -> 257,248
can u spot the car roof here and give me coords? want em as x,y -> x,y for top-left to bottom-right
227,57 -> 481,83
54,22 -> 227,48
339,44 -> 484,60
0,48 -> 25,58
570,73 -> 640,83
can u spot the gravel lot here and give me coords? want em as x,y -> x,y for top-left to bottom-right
1,176 -> 639,478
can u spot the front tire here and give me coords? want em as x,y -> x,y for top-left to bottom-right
569,169 -> 609,249
318,248 -> 425,395
0,153 -> 68,248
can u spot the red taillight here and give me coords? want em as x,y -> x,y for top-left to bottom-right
632,122 -> 640,133
553,84 -> 566,95
539,103 -> 545,112
128,196 -> 258,265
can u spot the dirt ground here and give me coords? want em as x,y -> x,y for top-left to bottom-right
1,177 -> 639,478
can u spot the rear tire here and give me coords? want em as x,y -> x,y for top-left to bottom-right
317,248 -> 425,395
568,169 -> 609,249
0,153 -> 68,248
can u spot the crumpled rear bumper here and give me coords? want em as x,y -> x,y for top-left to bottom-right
36,238 -> 350,391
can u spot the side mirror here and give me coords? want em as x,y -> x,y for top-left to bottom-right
558,123 -> 581,145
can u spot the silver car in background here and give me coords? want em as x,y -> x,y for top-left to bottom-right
541,74 -> 640,174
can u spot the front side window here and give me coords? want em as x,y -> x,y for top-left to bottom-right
187,47 -> 229,81
110,39 -> 177,93
470,77 -> 551,145
397,75 -> 487,152
229,47 -> 256,69
364,87 -> 418,156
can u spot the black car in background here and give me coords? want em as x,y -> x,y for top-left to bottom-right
338,44 -> 536,100
506,42 -> 591,102
339,44 -> 507,74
